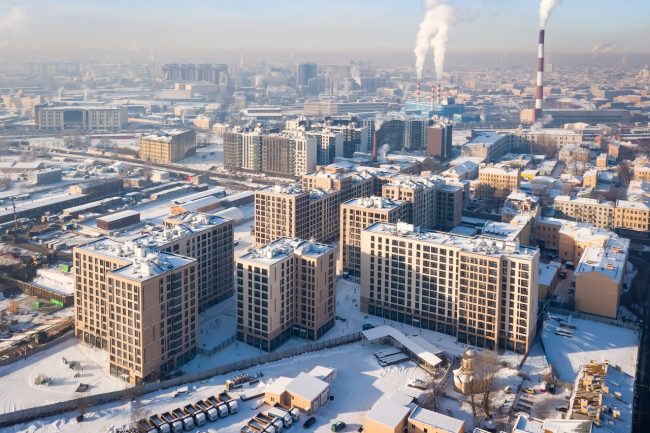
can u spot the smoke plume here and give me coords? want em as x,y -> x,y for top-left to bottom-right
530,114 -> 553,132
539,0 -> 562,29
591,42 -> 619,59
378,144 -> 390,163
375,113 -> 386,131
0,6 -> 24,30
414,0 -> 458,80
121,41 -> 140,52
350,65 -> 362,87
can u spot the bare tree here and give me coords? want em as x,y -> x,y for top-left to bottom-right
128,399 -> 149,433
478,351 -> 500,417
142,163 -> 154,182
98,137 -> 114,149
618,160 -> 632,186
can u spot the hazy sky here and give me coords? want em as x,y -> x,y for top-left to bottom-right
1,0 -> 649,61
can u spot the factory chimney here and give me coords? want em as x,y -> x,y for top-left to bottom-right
373,131 -> 377,163
534,29 -> 545,121
431,84 -> 434,111
416,81 -> 420,102
437,83 -> 441,104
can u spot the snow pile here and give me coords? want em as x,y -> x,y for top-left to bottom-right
31,267 -> 74,296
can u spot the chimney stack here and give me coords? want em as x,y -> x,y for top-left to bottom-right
535,29 -> 545,121
431,84 -> 435,111
437,83 -> 441,104
416,81 -> 420,102
373,131 -> 378,163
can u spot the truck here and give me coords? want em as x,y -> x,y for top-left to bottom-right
139,419 -> 158,433
149,415 -> 172,433
195,400 -> 219,422
207,395 -> 230,418
219,392 -> 239,414
276,403 -> 301,422
160,412 -> 183,433
257,413 -> 283,433
248,419 -> 275,433
171,408 -> 194,431
267,406 -> 293,428
182,404 -> 206,427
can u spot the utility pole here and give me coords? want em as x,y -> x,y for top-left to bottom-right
11,197 -> 17,231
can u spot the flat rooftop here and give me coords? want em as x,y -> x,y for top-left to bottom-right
342,196 -> 405,210
365,399 -> 410,429
97,210 -> 139,223
239,237 -> 335,266
410,406 -> 465,433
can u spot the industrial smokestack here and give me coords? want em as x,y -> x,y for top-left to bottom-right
437,83 -> 441,104
373,131 -> 378,163
534,29 -> 545,121
431,84 -> 434,111
416,81 -> 420,102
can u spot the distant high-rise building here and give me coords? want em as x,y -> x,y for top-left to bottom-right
296,62 -> 318,88
426,121 -> 453,159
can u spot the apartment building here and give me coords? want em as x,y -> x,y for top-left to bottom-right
38,105 -> 128,131
574,235 -> 629,318
461,130 -> 514,163
139,129 -> 197,164
475,166 -> 521,201
235,238 -> 337,351
138,212 -> 235,311
223,130 -> 243,171
553,196 -> 615,229
254,184 -> 339,247
360,222 -> 539,354
511,126 -> 582,149
74,239 -> 197,385
305,129 -> 343,166
382,177 -> 439,230
340,197 -> 409,277
436,184 -> 463,231
501,190 -> 541,224
426,121 -> 453,159
615,200 -> 650,233
301,169 -> 374,203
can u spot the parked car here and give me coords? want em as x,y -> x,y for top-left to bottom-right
331,421 -> 346,432
407,379 -> 427,390
559,271 -> 567,280
522,387 -> 535,395
556,406 -> 568,413
303,417 -> 316,429
540,381 -> 547,393
570,281 -> 576,287
362,324 -> 374,331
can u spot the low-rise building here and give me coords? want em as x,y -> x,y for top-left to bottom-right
475,166 -> 520,201
139,129 -> 197,164
264,369 -> 332,415
27,167 -> 61,186
614,200 -> 650,234
554,196 -> 615,229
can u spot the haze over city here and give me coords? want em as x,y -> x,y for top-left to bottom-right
0,1 -> 647,433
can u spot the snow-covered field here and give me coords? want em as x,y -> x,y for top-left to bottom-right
0,338 -> 127,415
176,143 -> 224,171
31,267 -> 74,296
540,314 -> 638,382
5,342 -> 429,433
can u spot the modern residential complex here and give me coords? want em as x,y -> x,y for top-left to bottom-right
139,129 -> 197,164
235,237 -> 337,351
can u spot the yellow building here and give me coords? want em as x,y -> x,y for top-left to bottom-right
139,129 -> 196,164
264,371 -> 331,415
614,200 -> 650,233
553,196 -> 615,229
475,166 -> 521,201
364,399 -> 411,433
407,407 -> 465,433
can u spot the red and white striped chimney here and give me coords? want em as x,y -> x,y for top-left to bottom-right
437,83 -> 441,104
534,29 -> 545,121
416,81 -> 420,102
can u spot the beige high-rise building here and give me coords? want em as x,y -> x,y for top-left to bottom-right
475,166 -> 521,201
139,129 -> 197,164
140,212 -> 234,311
254,185 -> 340,247
74,238 -> 197,385
553,196 -> 615,229
340,197 -> 408,277
360,222 -> 539,354
382,176 -> 439,230
236,238 -> 337,351
436,184 -> 463,231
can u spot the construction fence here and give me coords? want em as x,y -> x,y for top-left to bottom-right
0,275 -> 74,306
0,332 -> 362,428
198,335 -> 236,358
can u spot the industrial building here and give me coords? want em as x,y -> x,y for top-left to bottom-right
139,129 -> 197,164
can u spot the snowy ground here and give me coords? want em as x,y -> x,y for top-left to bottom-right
5,342 -> 430,433
197,297 -> 237,354
31,266 -> 74,296
176,143 -> 224,172
0,338 -> 127,415
540,313 -> 638,382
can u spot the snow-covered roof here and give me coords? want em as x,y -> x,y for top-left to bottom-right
284,372 -> 329,402
539,262 -> 560,287
307,366 -> 336,382
97,210 -> 139,223
513,415 -> 592,433
409,407 -> 465,433
265,376 -> 293,396
616,199 -> 650,211
174,196 -> 220,211
342,196 -> 405,210
574,236 -> 629,283
365,399 -> 411,429
362,326 -> 442,368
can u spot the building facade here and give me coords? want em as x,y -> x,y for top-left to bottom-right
360,222 -> 539,354
475,167 -> 521,201
236,238 -> 336,351
38,106 -> 128,131
139,129 -> 197,164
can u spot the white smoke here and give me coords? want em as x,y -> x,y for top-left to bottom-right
378,144 -> 390,162
591,42 -> 619,59
530,114 -> 553,132
375,113 -> 386,131
414,1 -> 458,80
540,0 -> 562,29
121,41 -> 140,52
340,78 -> 351,96
350,65 -> 362,87
567,98 -> 595,110
0,6 -> 24,30
83,87 -> 88,102
57,86 -> 64,102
